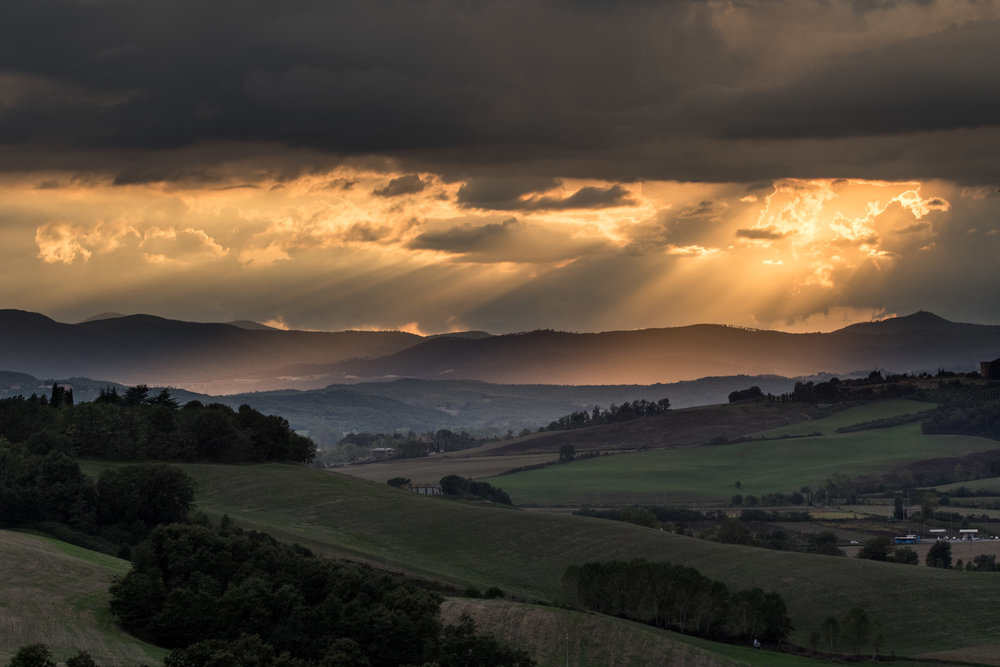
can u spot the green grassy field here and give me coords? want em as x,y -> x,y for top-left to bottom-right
0,530 -> 167,666
94,461 -> 1000,663
339,452 -> 555,484
749,399 -> 934,438
339,399 -> 938,492
482,422 -> 999,506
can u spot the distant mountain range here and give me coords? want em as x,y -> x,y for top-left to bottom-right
0,309 -> 997,392
0,370 -> 809,444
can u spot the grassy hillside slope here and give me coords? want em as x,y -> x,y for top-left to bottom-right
750,399 -> 935,438
134,462 -> 1000,661
0,530 -> 167,665
440,599 -> 834,667
475,401 -> 831,457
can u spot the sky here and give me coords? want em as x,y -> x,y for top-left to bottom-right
1,0 -> 999,335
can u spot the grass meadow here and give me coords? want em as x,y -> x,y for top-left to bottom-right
87,461 -> 1000,662
748,399 -> 935,437
440,598 -> 846,666
483,422 -> 999,506
0,530 -> 167,666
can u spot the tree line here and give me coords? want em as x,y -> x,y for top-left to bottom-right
922,391 -> 1000,440
562,559 -> 792,645
0,384 -> 315,464
544,398 -> 671,432
438,475 -> 513,505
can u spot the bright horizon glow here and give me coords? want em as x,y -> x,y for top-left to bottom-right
2,170 -> 991,335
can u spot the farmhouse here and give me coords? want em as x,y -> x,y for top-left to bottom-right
410,483 -> 442,496
980,358 -> 1000,379
371,447 -> 396,460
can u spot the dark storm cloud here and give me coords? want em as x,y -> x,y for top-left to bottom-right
409,219 -> 518,253
689,20 -> 1000,140
372,174 -> 426,198
407,217 -> 608,263
527,184 -> 637,211
455,176 -> 562,209
0,1 -> 997,184
737,227 -> 786,240
0,0 -> 730,176
457,179 -> 635,211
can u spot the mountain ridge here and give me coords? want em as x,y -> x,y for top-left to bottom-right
1,309 -> 997,390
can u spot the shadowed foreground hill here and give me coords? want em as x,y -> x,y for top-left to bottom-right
0,530 -> 166,665
126,462 -> 1000,663
439,599 -> 828,667
1,526 -> 824,667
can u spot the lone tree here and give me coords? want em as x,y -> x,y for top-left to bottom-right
920,492 -> 939,525
820,616 -> 839,651
66,653 -> 98,667
926,540 -> 953,568
558,444 -> 575,462
856,536 -> 892,561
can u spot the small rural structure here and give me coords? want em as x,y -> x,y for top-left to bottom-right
371,447 -> 395,460
980,358 -> 1000,379
410,483 -> 442,496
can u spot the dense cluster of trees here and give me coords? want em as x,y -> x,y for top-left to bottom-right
439,475 -> 512,505
562,560 -> 792,644
728,386 -> 764,403
814,607 -> 885,657
0,437 -> 195,550
922,394 -> 1000,440
758,370 -> 944,405
544,398 -> 670,431
770,379 -> 845,403
0,385 -> 315,464
109,522 -> 534,667
961,553 -> 1000,571
855,537 -> 919,565
574,505 -> 820,554
926,540 -> 952,568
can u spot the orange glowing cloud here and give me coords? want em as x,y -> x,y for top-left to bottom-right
2,168 -> 984,333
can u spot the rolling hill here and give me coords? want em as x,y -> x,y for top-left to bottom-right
84,460 -> 1000,663
1,526 -> 828,667
0,530 -> 166,665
